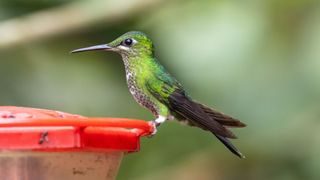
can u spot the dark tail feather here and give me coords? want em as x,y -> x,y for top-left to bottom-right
168,91 -> 237,139
168,90 -> 245,157
215,135 -> 245,158
196,102 -> 246,127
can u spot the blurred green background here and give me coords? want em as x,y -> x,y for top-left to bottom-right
0,0 -> 320,179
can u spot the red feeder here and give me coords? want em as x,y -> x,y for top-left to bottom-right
0,106 -> 154,180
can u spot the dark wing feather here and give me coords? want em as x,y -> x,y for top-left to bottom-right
167,90 -> 245,158
196,103 -> 246,127
167,90 -> 236,139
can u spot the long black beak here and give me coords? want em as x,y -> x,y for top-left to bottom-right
71,44 -> 112,53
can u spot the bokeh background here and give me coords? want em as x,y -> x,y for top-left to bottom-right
1,0 -> 320,179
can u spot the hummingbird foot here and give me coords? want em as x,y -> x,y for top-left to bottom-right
148,121 -> 159,137
148,116 -> 167,137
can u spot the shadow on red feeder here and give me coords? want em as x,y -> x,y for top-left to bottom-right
0,106 -> 154,180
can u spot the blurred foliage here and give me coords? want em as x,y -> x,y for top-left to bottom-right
0,0 -> 320,179
0,0 -> 72,20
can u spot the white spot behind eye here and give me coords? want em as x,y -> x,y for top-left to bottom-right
132,38 -> 138,44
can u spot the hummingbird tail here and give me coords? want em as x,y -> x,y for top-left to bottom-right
168,90 -> 237,139
215,135 -> 245,158
168,90 -> 245,157
196,102 -> 246,128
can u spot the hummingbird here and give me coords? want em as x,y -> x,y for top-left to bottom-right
71,31 -> 246,158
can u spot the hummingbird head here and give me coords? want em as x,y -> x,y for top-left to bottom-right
71,31 -> 154,58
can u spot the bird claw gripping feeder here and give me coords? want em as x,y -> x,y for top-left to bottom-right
0,106 -> 154,180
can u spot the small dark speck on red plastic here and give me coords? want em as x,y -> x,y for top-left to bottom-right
0,111 -> 14,118
8,114 -> 15,118
39,131 -> 49,144
0,111 -> 34,119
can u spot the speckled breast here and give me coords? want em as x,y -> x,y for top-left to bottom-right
124,65 -> 158,116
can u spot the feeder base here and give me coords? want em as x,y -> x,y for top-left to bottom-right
0,151 -> 123,180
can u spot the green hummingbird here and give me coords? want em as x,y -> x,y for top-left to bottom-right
71,31 -> 246,158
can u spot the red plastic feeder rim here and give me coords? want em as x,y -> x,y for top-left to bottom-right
0,106 -> 154,152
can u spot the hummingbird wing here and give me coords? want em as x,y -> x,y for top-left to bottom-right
146,72 -> 244,158
166,89 -> 236,139
166,89 -> 245,158
146,75 -> 236,139
194,102 -> 246,127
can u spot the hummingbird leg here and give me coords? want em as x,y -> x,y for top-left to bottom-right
154,115 -> 167,124
148,115 -> 167,137
148,121 -> 158,137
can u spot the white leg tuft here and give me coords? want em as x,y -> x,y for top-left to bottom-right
155,115 -> 167,124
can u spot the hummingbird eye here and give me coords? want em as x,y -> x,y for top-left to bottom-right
122,38 -> 133,46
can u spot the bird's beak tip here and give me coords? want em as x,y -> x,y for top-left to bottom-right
70,50 -> 78,54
